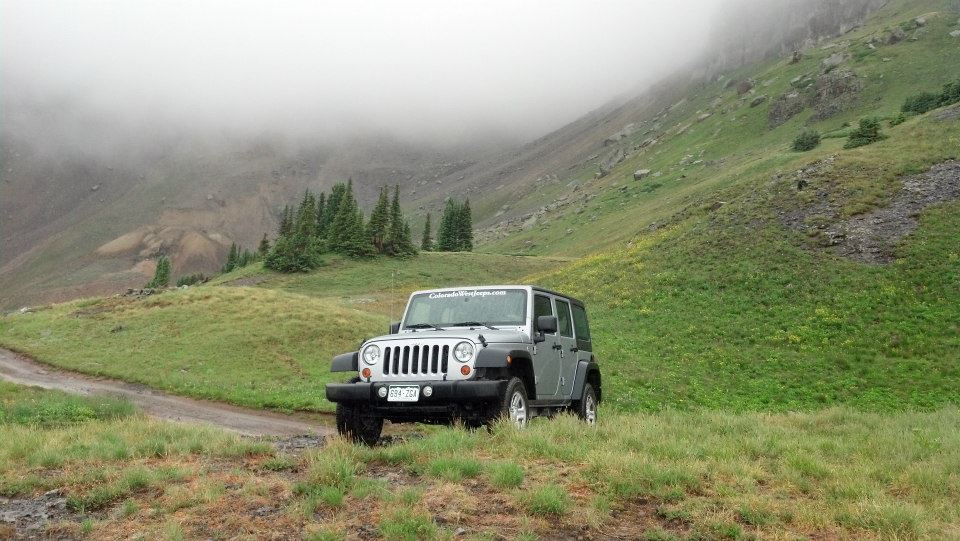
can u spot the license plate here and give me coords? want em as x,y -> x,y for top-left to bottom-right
387,385 -> 420,402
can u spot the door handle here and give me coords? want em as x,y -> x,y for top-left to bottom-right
552,343 -> 563,350
570,346 -> 579,353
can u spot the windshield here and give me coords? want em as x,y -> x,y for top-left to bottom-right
403,289 -> 527,328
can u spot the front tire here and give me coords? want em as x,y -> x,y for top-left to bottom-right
336,403 -> 383,446
575,383 -> 598,426
495,377 -> 529,428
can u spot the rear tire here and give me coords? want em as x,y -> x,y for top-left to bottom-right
336,403 -> 383,446
574,383 -> 598,426
494,377 -> 529,428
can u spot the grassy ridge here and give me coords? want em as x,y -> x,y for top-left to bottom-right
0,254 -> 562,412
0,287 -> 384,412
534,115 -> 960,412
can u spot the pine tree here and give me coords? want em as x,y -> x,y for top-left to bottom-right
437,200 -> 459,251
321,183 -> 346,240
278,205 -> 293,237
366,186 -> 390,253
258,233 -> 270,257
384,185 -> 416,256
222,243 -> 239,273
295,190 -> 317,238
315,192 -> 327,239
458,199 -> 474,252
421,213 -> 432,251
146,255 -> 171,289
329,180 -> 375,257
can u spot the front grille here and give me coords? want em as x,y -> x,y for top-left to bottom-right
382,344 -> 450,376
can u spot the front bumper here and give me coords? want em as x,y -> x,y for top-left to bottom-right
326,380 -> 505,405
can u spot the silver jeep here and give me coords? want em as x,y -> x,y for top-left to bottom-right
325,285 -> 601,444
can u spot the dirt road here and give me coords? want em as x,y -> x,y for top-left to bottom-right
0,348 -> 333,437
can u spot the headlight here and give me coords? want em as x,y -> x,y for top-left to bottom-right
361,344 -> 380,365
453,341 -> 475,363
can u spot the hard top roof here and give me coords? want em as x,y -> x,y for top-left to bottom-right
407,285 -> 584,307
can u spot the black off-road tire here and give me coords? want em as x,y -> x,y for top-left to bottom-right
574,382 -> 598,426
336,403 -> 383,446
493,377 -> 529,428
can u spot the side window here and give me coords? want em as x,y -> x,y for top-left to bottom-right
533,294 -> 554,333
555,299 -> 573,338
572,304 -> 592,350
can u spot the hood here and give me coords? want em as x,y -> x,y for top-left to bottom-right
365,328 -> 529,345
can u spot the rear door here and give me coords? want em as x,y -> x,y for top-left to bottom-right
531,293 -> 560,398
553,298 -> 578,399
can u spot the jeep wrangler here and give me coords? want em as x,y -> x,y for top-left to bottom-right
325,285 -> 601,444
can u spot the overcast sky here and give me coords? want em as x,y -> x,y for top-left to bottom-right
2,0 -> 724,144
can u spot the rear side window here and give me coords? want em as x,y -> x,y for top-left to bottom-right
572,304 -> 592,350
533,294 -> 554,333
555,299 -> 573,338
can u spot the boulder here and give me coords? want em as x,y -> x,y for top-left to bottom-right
886,26 -> 906,44
697,113 -> 712,122
633,169 -> 652,181
750,94 -> 769,107
951,30 -> 960,38
822,52 -> 845,69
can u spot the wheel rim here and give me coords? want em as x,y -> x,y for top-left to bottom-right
585,393 -> 597,426
509,391 -> 527,428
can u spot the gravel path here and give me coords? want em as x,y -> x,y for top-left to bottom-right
0,348 -> 333,437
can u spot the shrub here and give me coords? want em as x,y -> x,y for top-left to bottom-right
792,130 -> 821,152
902,92 -> 942,115
175,273 -> 206,287
889,112 -> 906,127
902,79 -> 960,114
844,118 -> 887,149
145,256 -> 171,289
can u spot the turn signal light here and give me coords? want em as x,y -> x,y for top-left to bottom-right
361,367 -> 372,378
460,365 -> 471,376
506,355 -> 512,365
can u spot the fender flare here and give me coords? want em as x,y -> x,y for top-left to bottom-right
331,351 -> 359,372
571,361 -> 602,402
474,347 -> 532,368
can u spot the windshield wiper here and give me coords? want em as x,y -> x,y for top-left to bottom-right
451,321 -> 498,330
405,323 -> 445,331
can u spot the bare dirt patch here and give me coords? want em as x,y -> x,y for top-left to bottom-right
782,160 -> 960,263
0,490 -> 74,540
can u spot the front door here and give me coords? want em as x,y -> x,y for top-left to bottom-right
553,298 -> 578,399
531,293 -> 560,398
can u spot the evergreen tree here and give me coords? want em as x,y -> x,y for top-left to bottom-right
239,249 -> 254,267
329,180 -> 375,257
258,233 -> 270,257
315,192 -> 327,238
321,182 -> 346,240
222,243 -> 239,273
458,199 -> 474,252
366,186 -> 390,253
294,190 -> 317,238
437,199 -> 459,251
384,185 -> 416,256
146,255 -> 171,289
278,205 -> 293,237
421,213 -> 432,251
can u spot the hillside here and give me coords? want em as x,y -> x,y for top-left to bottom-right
0,0 -> 911,311
2,0 -> 960,416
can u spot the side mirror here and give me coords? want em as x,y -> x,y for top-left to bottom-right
390,321 -> 401,334
535,315 -> 558,343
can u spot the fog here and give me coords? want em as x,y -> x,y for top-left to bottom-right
2,0 -> 724,145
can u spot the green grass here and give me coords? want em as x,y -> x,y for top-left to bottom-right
354,409 -> 960,539
0,380 -> 133,427
0,287 -> 384,412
